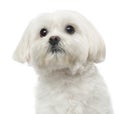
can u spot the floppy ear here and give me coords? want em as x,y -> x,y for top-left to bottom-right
86,23 -> 106,63
13,23 -> 32,63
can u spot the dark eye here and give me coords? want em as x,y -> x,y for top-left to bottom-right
40,28 -> 48,37
65,25 -> 75,34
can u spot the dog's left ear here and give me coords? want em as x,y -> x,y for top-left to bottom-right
87,24 -> 106,63
13,22 -> 33,63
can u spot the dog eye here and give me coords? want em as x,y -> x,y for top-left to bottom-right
65,25 -> 75,34
40,28 -> 48,37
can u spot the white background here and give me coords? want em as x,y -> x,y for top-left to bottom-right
0,0 -> 120,114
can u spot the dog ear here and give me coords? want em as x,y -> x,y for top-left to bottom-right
87,25 -> 106,63
13,22 -> 32,63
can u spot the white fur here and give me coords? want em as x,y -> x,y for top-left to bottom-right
13,11 -> 113,114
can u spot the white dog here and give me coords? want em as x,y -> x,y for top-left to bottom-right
13,11 -> 113,114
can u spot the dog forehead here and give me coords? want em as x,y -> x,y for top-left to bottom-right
34,11 -> 80,26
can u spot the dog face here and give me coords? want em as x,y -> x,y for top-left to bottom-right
13,11 -> 105,70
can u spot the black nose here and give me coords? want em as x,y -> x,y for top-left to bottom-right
49,36 -> 60,46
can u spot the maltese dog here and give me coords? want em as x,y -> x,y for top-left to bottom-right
13,11 -> 113,114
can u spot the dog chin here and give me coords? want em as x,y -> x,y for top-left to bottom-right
34,51 -> 73,71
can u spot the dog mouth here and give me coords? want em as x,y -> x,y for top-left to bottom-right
48,45 -> 65,54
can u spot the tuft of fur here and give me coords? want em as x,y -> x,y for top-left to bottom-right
13,11 -> 113,114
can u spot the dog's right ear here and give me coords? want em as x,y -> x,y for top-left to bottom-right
13,22 -> 32,63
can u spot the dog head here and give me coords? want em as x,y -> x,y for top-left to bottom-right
13,11 -> 105,71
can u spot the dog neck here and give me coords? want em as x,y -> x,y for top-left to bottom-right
36,62 -> 98,89
37,62 -> 95,80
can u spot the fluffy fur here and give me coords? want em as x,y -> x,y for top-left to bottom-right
13,11 -> 113,114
